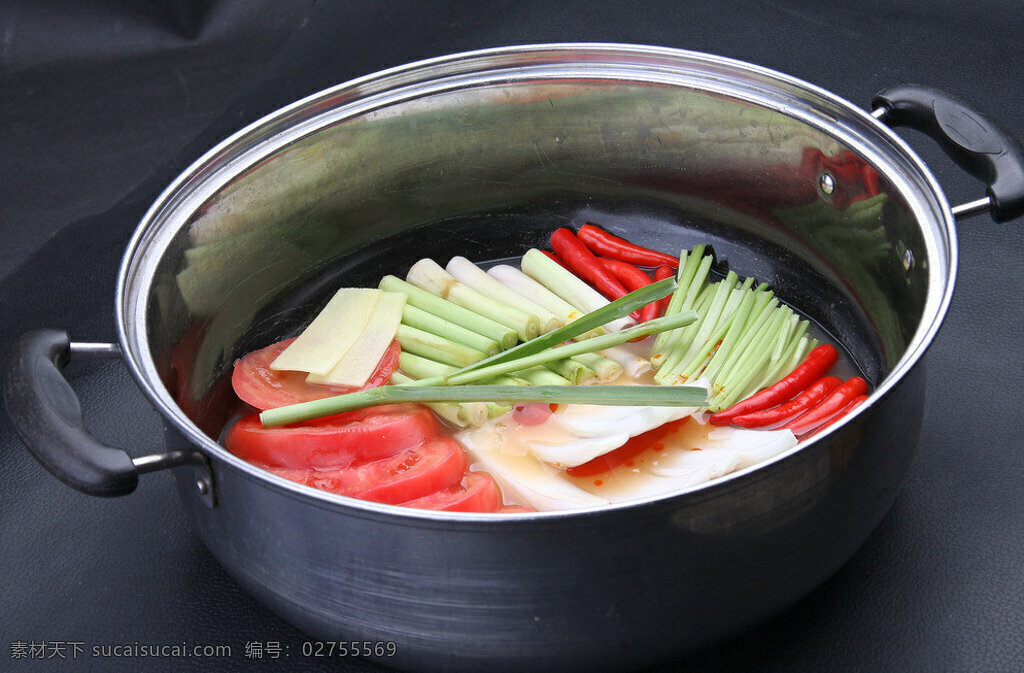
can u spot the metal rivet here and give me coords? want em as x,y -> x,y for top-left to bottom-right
195,478 -> 210,496
818,173 -> 836,195
902,248 -> 915,271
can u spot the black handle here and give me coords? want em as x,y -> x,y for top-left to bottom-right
3,329 -> 139,496
872,85 -> 1024,222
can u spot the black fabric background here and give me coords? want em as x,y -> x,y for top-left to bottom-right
2,1 -> 1023,671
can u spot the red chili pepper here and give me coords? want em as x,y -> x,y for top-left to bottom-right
550,228 -> 630,302
783,377 -> 868,436
709,344 -> 839,425
540,249 -> 568,269
576,224 -> 679,268
653,266 -> 674,316
803,393 -> 868,438
599,257 -> 658,322
729,376 -> 842,428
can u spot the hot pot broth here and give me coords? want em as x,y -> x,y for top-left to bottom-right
210,204 -> 872,513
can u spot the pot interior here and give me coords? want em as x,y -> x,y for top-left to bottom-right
120,46 -> 953,443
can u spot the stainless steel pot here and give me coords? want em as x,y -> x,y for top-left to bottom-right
6,45 -> 1024,673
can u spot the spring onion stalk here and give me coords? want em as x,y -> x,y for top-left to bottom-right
657,272 -> 739,384
262,384 -> 709,426
406,258 -> 540,342
700,287 -> 758,384
520,249 -> 634,333
395,324 -> 487,368
711,310 -> 792,410
401,304 -> 499,355
516,366 -> 572,386
389,372 -> 486,427
486,264 -> 588,328
597,346 -> 652,379
654,285 -> 716,382
262,311 -> 699,427
757,333 -> 813,391
379,275 -> 517,349
446,256 -> 563,333
675,277 -> 755,381
651,248 -> 710,366
669,272 -> 737,373
709,293 -> 778,389
452,277 -> 676,376
545,358 -> 597,385
571,353 -> 624,383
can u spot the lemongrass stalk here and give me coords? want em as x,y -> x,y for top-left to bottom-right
487,402 -> 512,419
598,346 -> 652,379
395,324 -> 487,368
545,358 -> 597,385
436,311 -> 695,387
483,375 -> 530,387
390,309 -> 696,392
389,371 -> 485,427
520,249 -> 634,333
571,352 -> 623,383
453,277 -> 676,376
401,304 -> 499,355
516,366 -> 572,386
406,258 -> 540,341
380,275 -> 517,349
487,265 -> 586,325
446,256 -> 563,333
262,384 -> 708,426
399,351 -> 456,379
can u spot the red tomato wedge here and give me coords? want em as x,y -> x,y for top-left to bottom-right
263,436 -> 466,505
567,417 -> 689,477
399,472 -> 503,513
225,405 -> 440,470
231,337 -> 401,411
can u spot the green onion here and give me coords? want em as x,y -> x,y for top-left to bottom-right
261,384 -> 708,426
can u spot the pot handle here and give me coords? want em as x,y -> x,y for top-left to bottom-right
871,84 -> 1024,222
3,329 -> 208,498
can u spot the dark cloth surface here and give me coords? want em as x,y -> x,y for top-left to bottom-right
2,1 -> 1022,671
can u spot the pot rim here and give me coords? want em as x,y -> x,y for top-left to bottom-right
115,43 -> 957,520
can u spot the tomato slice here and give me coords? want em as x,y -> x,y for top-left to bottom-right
231,337 -> 401,411
566,417 -> 689,477
399,471 -> 503,513
225,405 -> 440,470
264,436 -> 466,504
